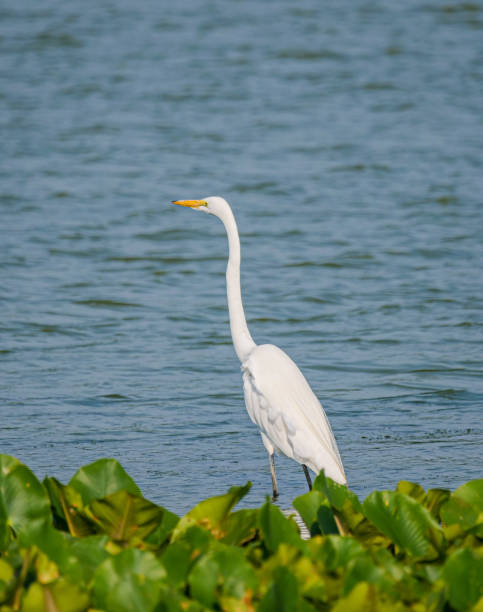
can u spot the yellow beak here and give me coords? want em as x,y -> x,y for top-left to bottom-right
172,199 -> 207,208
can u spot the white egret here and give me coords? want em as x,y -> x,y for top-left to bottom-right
173,197 -> 346,497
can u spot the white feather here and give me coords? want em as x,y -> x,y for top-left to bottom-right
243,344 -> 346,484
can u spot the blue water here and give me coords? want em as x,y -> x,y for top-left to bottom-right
1,1 -> 482,515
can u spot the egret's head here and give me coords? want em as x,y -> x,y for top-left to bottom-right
172,196 -> 228,217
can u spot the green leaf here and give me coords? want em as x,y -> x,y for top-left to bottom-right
160,540 -> 193,588
187,540 -> 258,606
22,579 -> 89,612
212,547 -> 257,599
439,480 -> 483,539
0,557 -> 15,603
453,479 -> 483,510
441,496 -> 479,531
83,490 -> 164,543
363,490 -> 445,560
92,548 -> 166,612
179,524 -> 214,552
424,488 -> 451,520
144,507 -> 179,548
220,508 -> 259,546
43,477 -> 95,537
20,582 -> 45,612
317,502 -> 341,535
259,566 -> 299,612
312,472 -> 364,535
396,481 -> 425,503
293,490 -> 323,536
331,581 -> 404,612
0,455 -> 52,547
68,458 -> 141,506
259,500 -> 306,553
442,548 -> 483,611
287,553 -> 327,604
447,479 -> 483,537
398,481 -> 452,524
343,556 -> 389,597
319,535 -> 365,572
187,553 -> 219,607
156,584 -> 204,612
48,580 -> 90,612
188,545 -> 257,606
19,524 -> 109,594
161,527 -> 216,604
313,471 -> 363,513
172,483 -> 251,540
59,534 -> 111,585
0,558 -> 14,583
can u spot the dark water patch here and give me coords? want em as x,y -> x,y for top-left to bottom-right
107,255 -> 225,264
31,324 -> 83,336
285,253 -> 377,269
194,339 -> 232,347
434,195 -> 459,205
0,193 -> 23,204
275,48 -> 344,61
285,261 -> 344,268
134,229 -> 198,241
302,296 -> 340,305
243,229 -> 304,238
330,163 -> 391,173
362,426 -> 480,442
49,248 -> 107,258
414,248 -> 454,259
439,2 -> 481,13
385,46 -> 403,56
60,83 -> 104,97
3,256 -> 26,267
365,338 -> 402,345
443,234 -> 472,242
423,297 -> 458,304
362,82 -> 397,91
32,30 -> 83,49
231,181 -> 279,194
378,303 -> 402,312
61,282 -> 92,289
331,164 -> 367,173
101,394 -> 131,401
73,299 -> 143,309
411,367 -> 466,374
248,314 -> 331,325
455,321 -> 483,327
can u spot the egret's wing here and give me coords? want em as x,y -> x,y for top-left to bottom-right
242,344 -> 346,484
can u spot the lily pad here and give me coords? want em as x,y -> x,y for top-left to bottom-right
0,455 -> 52,547
92,548 -> 166,612
259,499 -> 306,553
363,490 -> 445,560
68,458 -> 141,506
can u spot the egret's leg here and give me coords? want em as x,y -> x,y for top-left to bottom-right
270,453 -> 279,500
302,464 -> 312,490
260,432 -> 278,499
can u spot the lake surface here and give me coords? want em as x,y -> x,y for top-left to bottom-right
1,0 -> 482,515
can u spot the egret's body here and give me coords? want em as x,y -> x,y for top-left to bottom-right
173,197 -> 346,496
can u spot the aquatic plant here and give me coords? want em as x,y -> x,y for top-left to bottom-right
0,454 -> 481,611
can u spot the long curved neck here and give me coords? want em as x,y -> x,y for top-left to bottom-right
217,205 -> 256,363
